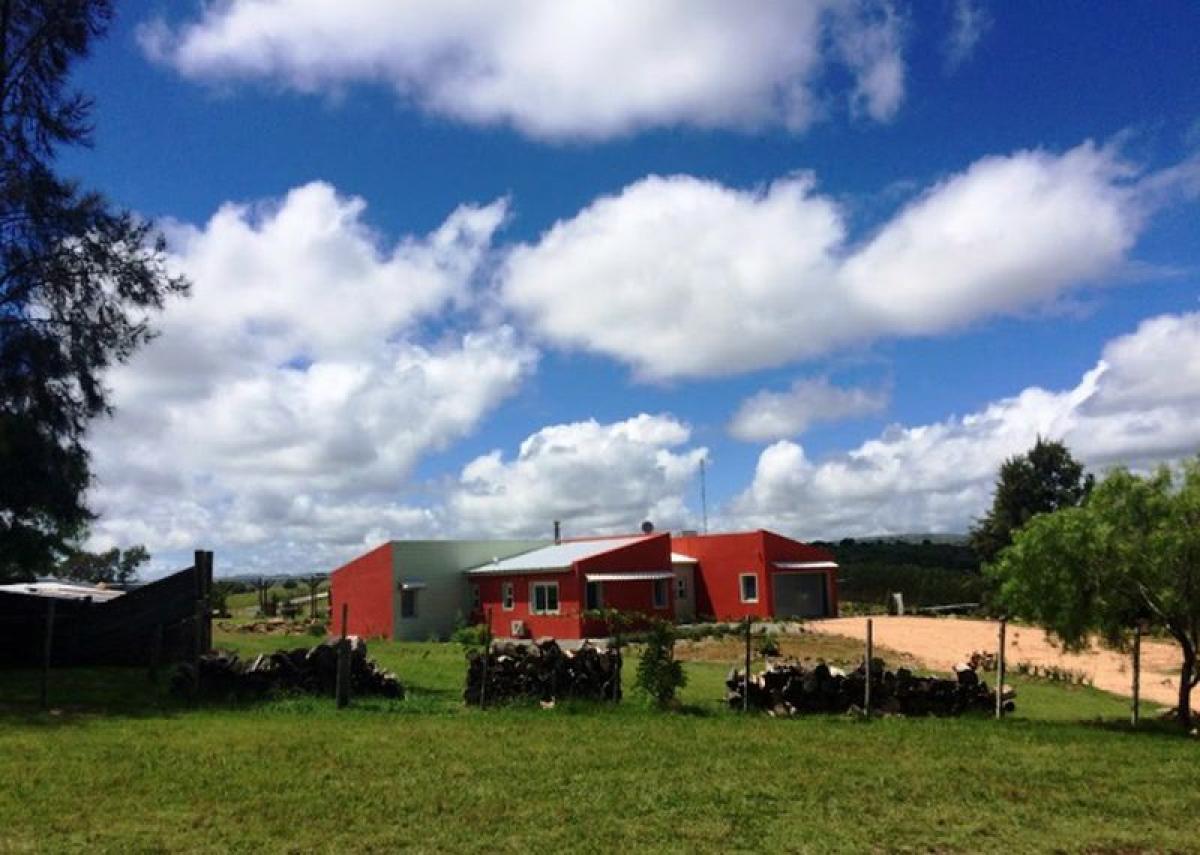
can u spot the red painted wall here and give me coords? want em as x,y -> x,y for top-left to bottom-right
475,535 -> 675,639
762,531 -> 839,617
578,534 -> 674,637
475,571 -> 580,639
330,542 -> 394,639
672,532 -> 770,621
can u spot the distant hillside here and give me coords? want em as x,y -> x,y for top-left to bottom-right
813,536 -> 979,572
813,535 -> 984,608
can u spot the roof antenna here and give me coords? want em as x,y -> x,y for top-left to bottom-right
700,456 -> 709,535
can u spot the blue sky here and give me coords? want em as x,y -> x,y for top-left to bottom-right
67,1 -> 1200,576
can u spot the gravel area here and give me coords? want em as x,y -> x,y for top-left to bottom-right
809,616 -> 1194,708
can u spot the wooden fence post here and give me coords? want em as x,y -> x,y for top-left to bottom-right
203,551 -> 214,651
1131,623 -> 1142,727
41,599 -> 55,710
864,617 -> 873,717
743,616 -> 752,713
995,618 -> 1007,720
336,603 -> 350,708
480,608 -> 492,710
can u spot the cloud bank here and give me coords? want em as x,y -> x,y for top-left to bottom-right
729,312 -> 1200,538
140,0 -> 906,139
503,142 -> 1142,379
87,183 -> 534,574
730,377 -> 889,442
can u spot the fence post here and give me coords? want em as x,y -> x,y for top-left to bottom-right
203,551 -> 214,651
336,603 -> 350,709
1131,623 -> 1142,727
995,618 -> 1007,720
864,617 -> 873,717
743,616 -> 752,713
480,607 -> 492,710
41,599 -> 56,710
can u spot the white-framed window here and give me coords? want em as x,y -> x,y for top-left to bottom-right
531,581 -> 559,615
401,588 -> 418,619
502,581 -> 515,611
676,576 -> 687,599
472,584 -> 481,610
653,578 -> 668,609
585,580 -> 603,611
739,573 -> 759,604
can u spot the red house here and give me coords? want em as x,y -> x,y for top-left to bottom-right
468,534 -> 677,639
671,530 -> 839,621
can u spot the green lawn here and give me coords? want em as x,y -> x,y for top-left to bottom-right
1,632 -> 1195,854
224,583 -> 326,616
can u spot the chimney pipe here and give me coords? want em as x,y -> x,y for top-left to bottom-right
553,520 -> 561,544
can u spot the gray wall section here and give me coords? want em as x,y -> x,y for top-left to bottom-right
391,540 -> 549,640
672,563 -> 696,623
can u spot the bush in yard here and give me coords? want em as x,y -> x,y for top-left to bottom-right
636,619 -> 686,707
452,622 -> 491,653
756,634 -> 781,657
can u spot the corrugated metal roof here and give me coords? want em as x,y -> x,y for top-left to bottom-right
671,552 -> 698,564
467,537 -> 647,574
0,582 -> 126,602
773,561 -> 839,570
584,571 -> 675,582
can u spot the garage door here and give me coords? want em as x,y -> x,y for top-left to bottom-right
772,573 -> 827,618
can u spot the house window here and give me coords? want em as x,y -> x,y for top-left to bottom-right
585,580 -> 602,611
502,582 -> 514,611
531,582 -> 559,615
739,573 -> 759,604
472,585 -> 481,610
676,576 -> 687,599
401,589 -> 418,619
653,579 -> 668,609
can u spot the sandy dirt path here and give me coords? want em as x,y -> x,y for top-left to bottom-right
809,616 -> 1194,709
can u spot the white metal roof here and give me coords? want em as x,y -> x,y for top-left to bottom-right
773,561 -> 839,570
0,582 -> 126,602
584,571 -> 675,582
467,537 -> 647,574
670,552 -> 698,564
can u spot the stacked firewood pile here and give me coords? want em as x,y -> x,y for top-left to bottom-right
464,639 -> 622,706
726,658 -> 1014,716
172,636 -> 404,700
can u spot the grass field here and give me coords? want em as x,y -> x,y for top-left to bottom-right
224,583 -> 326,616
1,629 -> 1196,853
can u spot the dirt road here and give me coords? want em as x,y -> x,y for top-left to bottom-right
809,616 -> 1194,709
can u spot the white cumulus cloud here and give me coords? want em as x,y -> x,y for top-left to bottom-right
448,414 -> 707,538
503,141 -> 1148,380
728,311 -> 1200,538
86,183 -> 535,575
139,0 -> 906,139
730,377 -> 889,442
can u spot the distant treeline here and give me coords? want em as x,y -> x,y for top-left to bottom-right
814,538 -> 979,572
813,539 -> 987,609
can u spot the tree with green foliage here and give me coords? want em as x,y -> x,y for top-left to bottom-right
0,1 -> 189,582
989,461 -> 1200,725
970,437 -> 1094,563
56,542 -> 147,585
635,618 -> 686,707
